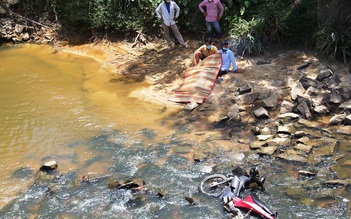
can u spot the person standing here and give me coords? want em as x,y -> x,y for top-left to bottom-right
156,0 -> 188,49
192,38 -> 219,66
198,0 -> 224,40
219,41 -> 237,76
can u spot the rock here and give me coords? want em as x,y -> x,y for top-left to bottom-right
297,136 -> 310,144
297,118 -> 321,128
311,95 -> 325,107
332,165 -> 349,180
200,165 -> 214,174
237,85 -> 252,94
227,104 -> 240,120
324,73 -> 341,88
294,143 -> 312,153
257,146 -> 277,155
107,178 -> 122,189
295,95 -> 312,107
296,62 -> 312,71
313,105 -> 329,114
253,107 -> 269,118
231,76 -> 247,87
340,86 -> 351,99
156,188 -> 166,198
21,32 -> 30,41
184,102 -> 198,111
278,113 -> 300,120
14,24 -> 25,34
305,86 -> 319,96
291,82 -> 305,100
257,90 -> 271,100
328,114 -> 346,126
256,135 -> 273,141
323,179 -> 351,187
316,69 -> 333,81
344,115 -> 351,125
193,150 -> 206,162
329,89 -> 343,104
334,126 -> 351,135
294,131 -> 308,138
276,150 -> 308,163
267,137 -> 291,147
271,79 -> 286,87
173,145 -> 192,154
184,196 -> 196,205
250,140 -> 267,149
296,100 -> 312,119
339,100 -> 351,110
298,170 -> 317,177
277,125 -> 294,135
299,75 -> 318,89
251,126 -> 261,135
285,187 -> 306,198
260,127 -> 271,135
40,160 -> 58,172
234,92 -> 259,105
280,100 -> 295,114
313,143 -> 337,157
132,178 -> 145,188
262,92 -> 277,108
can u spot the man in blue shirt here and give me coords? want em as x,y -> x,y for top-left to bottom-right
219,41 -> 237,76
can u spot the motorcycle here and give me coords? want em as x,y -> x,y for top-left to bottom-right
199,166 -> 277,219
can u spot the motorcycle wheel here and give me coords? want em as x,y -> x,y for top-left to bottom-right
199,174 -> 228,196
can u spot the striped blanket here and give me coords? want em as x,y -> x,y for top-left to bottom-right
168,53 -> 222,104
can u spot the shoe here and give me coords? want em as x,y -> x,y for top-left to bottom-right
182,44 -> 188,48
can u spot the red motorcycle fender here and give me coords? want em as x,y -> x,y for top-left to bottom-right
232,195 -> 275,219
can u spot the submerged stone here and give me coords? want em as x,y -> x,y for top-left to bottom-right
285,187 -> 306,198
173,146 -> 192,154
193,150 -> 206,162
12,167 -> 33,179
323,179 -> 351,186
276,150 -> 308,163
297,118 -> 321,128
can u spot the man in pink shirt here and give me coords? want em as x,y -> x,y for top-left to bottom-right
198,0 -> 224,40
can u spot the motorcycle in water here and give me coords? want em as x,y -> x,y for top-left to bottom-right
199,166 -> 277,219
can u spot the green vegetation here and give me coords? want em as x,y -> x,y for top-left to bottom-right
1,0 -> 350,62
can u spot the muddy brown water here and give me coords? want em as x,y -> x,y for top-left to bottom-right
0,44 -> 350,218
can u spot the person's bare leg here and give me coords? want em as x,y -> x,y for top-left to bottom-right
192,50 -> 202,66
